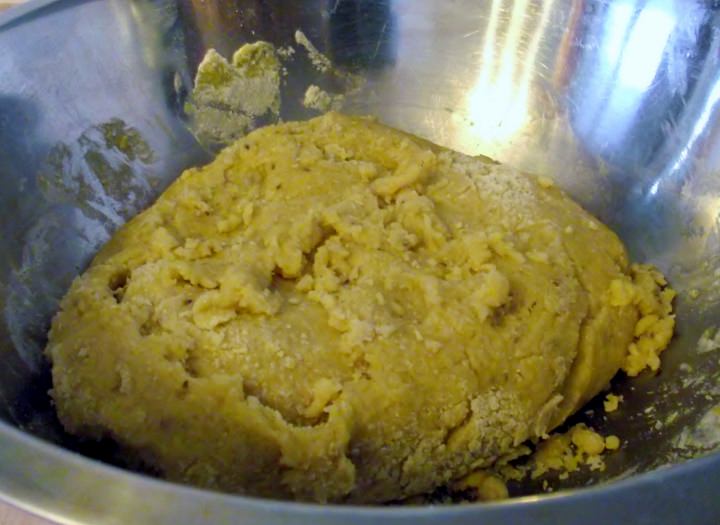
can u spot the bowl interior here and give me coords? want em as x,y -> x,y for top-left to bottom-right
2,0 -> 720,499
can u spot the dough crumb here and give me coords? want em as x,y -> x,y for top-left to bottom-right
530,424 -> 615,479
303,85 -> 345,112
604,435 -> 621,451
603,393 -> 623,413
616,265 -> 676,376
698,327 -> 720,354
187,43 -> 282,148
295,30 -> 332,73
451,470 -> 509,501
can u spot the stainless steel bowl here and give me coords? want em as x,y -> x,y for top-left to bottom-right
2,0 -> 720,523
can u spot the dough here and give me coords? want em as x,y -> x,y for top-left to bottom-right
47,113 -> 675,503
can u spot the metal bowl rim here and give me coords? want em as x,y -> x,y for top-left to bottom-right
2,0 -> 719,520
2,418 -> 719,518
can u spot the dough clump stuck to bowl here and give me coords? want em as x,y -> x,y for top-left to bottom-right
47,113 -> 675,503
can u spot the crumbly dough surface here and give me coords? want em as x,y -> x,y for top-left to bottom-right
47,113 -> 674,503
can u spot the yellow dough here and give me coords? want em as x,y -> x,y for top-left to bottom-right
47,113 -> 675,503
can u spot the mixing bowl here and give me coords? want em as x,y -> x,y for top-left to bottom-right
2,0 -> 720,523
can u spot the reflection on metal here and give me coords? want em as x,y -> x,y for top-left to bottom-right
615,2 -> 675,91
466,0 -> 530,144
579,0 -> 677,154
2,0 -> 720,523
463,0 -> 556,151
668,75 -> 720,182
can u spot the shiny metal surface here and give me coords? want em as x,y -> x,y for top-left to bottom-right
1,0 -> 720,523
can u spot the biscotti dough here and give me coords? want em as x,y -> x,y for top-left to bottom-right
47,113 -> 675,503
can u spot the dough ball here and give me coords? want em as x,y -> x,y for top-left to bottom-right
47,113 -> 673,503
